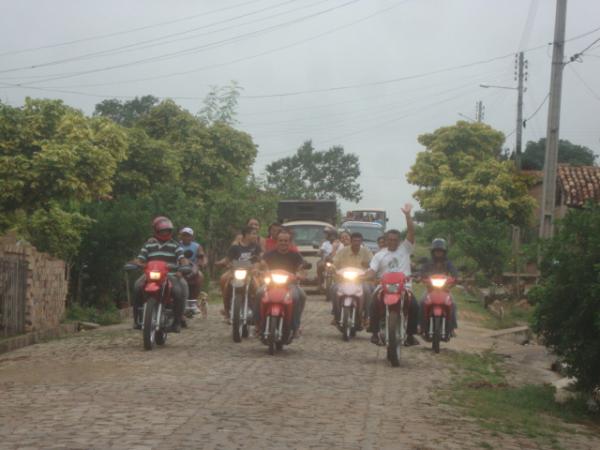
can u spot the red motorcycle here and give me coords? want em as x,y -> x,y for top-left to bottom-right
260,270 -> 296,355
421,274 -> 455,353
335,267 -> 366,341
125,261 -> 190,351
374,272 -> 411,367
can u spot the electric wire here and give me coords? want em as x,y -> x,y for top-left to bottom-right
0,0 -> 308,73
10,0 -> 364,85
0,0 -> 264,57
568,64 -> 600,102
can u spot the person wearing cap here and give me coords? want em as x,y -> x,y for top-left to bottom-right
179,227 -> 207,319
418,238 -> 459,335
131,216 -> 190,333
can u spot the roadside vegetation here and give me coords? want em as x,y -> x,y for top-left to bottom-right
443,350 -> 597,448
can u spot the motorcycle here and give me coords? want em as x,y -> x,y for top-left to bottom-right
260,270 -> 296,355
335,267 -> 366,341
421,274 -> 455,353
374,272 -> 411,367
124,261 -> 191,351
229,260 -> 255,343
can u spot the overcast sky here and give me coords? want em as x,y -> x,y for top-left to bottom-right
1,0 -> 599,228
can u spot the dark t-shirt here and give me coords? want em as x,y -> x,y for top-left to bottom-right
419,258 -> 458,278
263,250 -> 304,274
227,243 -> 261,263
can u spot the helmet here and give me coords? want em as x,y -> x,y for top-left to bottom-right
153,216 -> 174,242
430,238 -> 448,253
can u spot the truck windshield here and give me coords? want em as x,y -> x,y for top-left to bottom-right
286,225 -> 326,246
343,225 -> 383,242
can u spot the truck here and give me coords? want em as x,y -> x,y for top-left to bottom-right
277,200 -> 337,284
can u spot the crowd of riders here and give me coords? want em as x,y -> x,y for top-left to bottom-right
129,205 -> 459,346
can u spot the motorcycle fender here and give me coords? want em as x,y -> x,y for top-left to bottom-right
383,293 -> 401,305
432,306 -> 444,317
343,297 -> 354,307
269,304 -> 283,317
144,282 -> 161,293
232,279 -> 245,288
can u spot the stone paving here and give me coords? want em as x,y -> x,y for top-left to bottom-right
0,296 -> 598,450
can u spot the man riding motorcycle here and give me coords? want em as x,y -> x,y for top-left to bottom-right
219,226 -> 262,320
257,230 -> 307,338
179,227 -> 207,320
366,204 -> 420,346
317,228 -> 340,290
330,232 -> 373,327
418,238 -> 459,335
131,216 -> 190,333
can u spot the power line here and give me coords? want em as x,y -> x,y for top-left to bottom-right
0,0 -> 264,57
11,0 -> 364,85
0,0 -> 304,73
568,64 -> 600,102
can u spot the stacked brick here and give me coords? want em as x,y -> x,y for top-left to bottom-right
0,233 -> 68,332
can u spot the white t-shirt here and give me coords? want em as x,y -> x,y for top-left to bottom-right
320,240 -> 334,257
369,240 -> 414,281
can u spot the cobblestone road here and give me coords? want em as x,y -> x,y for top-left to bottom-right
0,296 -> 598,450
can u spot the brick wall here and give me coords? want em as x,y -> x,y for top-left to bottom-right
0,234 -> 68,332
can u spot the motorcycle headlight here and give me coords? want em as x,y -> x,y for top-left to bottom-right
342,270 -> 359,281
149,271 -> 162,281
386,283 -> 400,293
326,262 -> 333,268
234,269 -> 248,280
431,277 -> 447,288
264,276 -> 271,285
271,273 -> 289,285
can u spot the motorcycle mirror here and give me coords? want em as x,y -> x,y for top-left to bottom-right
123,263 -> 140,271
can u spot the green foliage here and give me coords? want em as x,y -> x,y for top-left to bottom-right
0,98 -> 127,261
522,138 -> 597,170
265,140 -> 362,202
531,203 -> 600,392
408,121 -> 535,227
445,351 -> 593,443
66,302 -> 121,326
93,95 -> 159,127
199,81 -> 241,125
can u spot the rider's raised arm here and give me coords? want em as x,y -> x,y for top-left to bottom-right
402,203 -> 415,244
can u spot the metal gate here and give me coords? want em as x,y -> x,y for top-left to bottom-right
0,256 -> 28,337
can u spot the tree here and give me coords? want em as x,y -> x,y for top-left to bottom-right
0,98 -> 127,260
407,121 -> 535,227
522,138 -> 597,170
531,203 -> 600,392
265,140 -> 362,202
93,95 -> 159,127
199,81 -> 241,125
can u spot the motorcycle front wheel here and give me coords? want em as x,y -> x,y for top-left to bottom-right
432,316 -> 442,354
386,310 -> 402,367
268,316 -> 278,355
143,298 -> 158,351
342,306 -> 351,341
232,292 -> 243,343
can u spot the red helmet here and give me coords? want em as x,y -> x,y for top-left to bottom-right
153,216 -> 174,242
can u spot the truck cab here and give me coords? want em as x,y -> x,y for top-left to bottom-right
277,200 -> 337,284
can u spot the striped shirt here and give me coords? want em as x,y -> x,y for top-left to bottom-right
137,238 -> 184,264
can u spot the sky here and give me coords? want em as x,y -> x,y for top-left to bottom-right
1,0 -> 599,229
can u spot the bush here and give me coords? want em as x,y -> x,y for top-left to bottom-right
531,203 -> 600,392
66,302 -> 122,326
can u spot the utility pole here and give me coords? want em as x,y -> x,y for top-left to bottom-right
512,51 -> 526,297
475,100 -> 485,122
540,0 -> 568,239
515,52 -> 526,170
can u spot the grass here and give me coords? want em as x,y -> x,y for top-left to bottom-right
65,303 -> 122,326
413,282 -> 534,330
443,350 -> 597,446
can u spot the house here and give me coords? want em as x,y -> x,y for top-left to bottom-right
525,164 -> 600,227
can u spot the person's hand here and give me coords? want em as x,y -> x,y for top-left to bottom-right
401,203 -> 413,216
